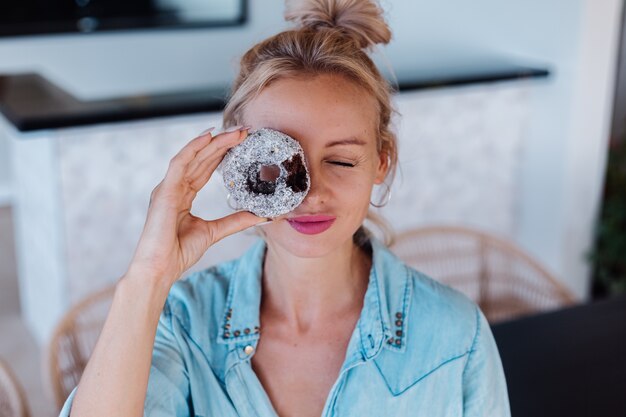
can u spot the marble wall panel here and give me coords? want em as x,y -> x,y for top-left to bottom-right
377,82 -> 529,238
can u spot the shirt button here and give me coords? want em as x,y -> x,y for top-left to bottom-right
244,345 -> 255,355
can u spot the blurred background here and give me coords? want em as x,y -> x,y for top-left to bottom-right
0,0 -> 624,416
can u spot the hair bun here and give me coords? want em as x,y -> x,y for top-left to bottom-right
285,0 -> 391,50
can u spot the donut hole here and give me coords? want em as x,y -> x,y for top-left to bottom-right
260,164 -> 281,182
247,163 -> 281,195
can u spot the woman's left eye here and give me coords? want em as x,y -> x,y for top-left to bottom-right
327,161 -> 355,168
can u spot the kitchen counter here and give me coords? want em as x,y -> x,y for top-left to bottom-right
0,61 -> 548,132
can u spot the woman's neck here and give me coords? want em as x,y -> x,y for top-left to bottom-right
261,237 -> 371,334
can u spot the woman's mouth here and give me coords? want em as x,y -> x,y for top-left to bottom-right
287,215 -> 336,235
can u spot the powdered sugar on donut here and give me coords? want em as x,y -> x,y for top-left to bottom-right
219,128 -> 311,218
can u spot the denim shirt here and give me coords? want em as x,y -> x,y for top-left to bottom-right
59,235 -> 511,417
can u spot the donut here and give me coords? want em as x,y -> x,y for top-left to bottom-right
219,128 -> 310,218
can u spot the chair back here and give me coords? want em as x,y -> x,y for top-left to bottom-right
391,226 -> 578,323
45,285 -> 115,411
0,358 -> 30,417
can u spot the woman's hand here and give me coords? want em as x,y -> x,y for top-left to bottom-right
127,126 -> 266,289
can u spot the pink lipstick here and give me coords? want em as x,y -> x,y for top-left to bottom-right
287,215 -> 336,235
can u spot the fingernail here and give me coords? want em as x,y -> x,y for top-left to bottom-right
200,126 -> 215,135
255,217 -> 274,226
225,125 -> 243,133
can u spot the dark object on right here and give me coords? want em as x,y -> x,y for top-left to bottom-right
492,294 -> 626,417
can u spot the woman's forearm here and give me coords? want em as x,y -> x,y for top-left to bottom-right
68,126 -> 261,416
70,270 -> 171,417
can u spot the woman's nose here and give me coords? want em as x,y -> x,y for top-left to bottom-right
303,163 -> 329,206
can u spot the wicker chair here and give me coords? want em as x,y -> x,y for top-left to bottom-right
390,226 -> 578,324
44,284 -> 116,411
0,358 -> 30,417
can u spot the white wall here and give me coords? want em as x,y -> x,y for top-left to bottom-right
379,0 -> 622,299
0,134 -> 11,206
561,0 -> 622,298
0,0 -> 622,299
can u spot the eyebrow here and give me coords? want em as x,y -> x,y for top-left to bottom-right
325,137 -> 367,148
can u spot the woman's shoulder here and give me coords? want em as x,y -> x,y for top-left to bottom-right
403,263 -> 481,357
169,238 -> 264,304
160,258 -> 241,335
373,259 -> 484,395
372,236 -> 479,337
406,264 -> 479,330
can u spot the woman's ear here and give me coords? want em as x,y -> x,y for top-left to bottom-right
374,150 -> 389,184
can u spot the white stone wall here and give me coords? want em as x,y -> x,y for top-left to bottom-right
377,82 -> 530,238
7,128 -> 67,345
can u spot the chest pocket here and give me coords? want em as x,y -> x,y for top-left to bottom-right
373,266 -> 479,396
373,346 -> 471,396
371,294 -> 477,397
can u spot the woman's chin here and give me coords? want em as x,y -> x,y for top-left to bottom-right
275,237 -> 336,258
264,230 -> 346,259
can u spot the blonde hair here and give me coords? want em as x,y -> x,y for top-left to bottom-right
223,0 -> 399,246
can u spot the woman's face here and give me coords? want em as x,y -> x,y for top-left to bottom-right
242,73 -> 388,258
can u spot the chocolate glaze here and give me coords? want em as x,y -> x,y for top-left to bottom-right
283,154 -> 308,193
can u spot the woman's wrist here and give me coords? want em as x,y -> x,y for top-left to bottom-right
72,266 -> 170,417
117,266 -> 173,312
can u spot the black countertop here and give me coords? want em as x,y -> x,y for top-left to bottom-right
0,64 -> 548,132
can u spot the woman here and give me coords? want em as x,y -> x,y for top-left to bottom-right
60,0 -> 510,416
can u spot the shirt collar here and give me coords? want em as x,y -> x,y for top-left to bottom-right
216,233 -> 413,358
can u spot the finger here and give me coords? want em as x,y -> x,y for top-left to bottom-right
162,128 -> 216,184
154,129 -> 246,220
209,211 -> 267,245
186,127 -> 249,177
187,135 -> 244,190
185,129 -> 249,189
188,153 -> 223,192
175,127 -> 217,162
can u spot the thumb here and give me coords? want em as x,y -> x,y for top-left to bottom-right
210,211 -> 268,244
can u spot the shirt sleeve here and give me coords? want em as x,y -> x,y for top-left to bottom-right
144,297 -> 191,416
57,298 -> 191,417
58,386 -> 77,417
462,306 -> 512,417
